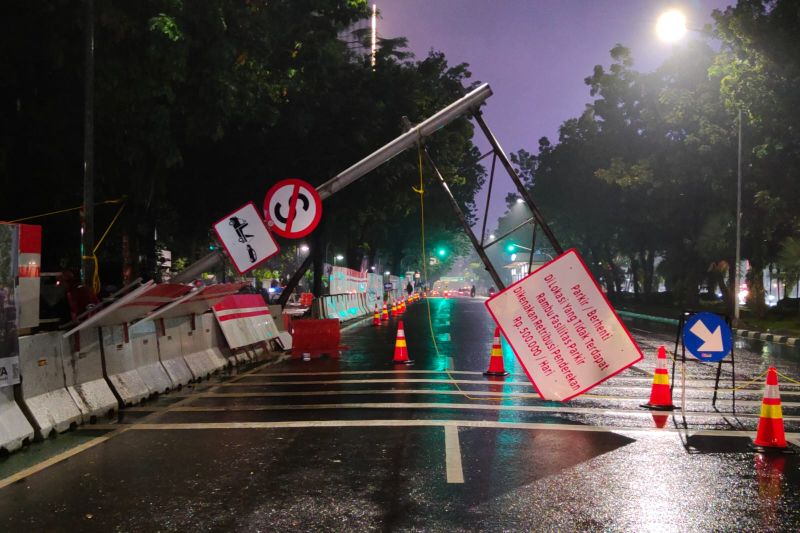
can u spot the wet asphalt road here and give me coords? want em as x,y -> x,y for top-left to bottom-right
1,296 -> 800,531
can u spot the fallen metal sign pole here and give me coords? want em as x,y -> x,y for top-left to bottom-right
173,83 -> 494,285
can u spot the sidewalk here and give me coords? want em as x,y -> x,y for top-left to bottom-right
615,309 -> 800,347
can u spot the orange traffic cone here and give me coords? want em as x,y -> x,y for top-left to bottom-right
400,299 -> 406,313
392,320 -> 413,364
373,305 -> 381,326
641,346 -> 675,411
391,302 -> 398,317
484,328 -> 509,376
753,367 -> 787,450
381,303 -> 389,322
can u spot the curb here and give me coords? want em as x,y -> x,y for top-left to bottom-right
732,328 -> 800,347
616,310 -> 800,347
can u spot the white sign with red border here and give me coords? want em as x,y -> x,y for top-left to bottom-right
213,202 -> 279,275
263,178 -> 322,239
485,249 -> 643,401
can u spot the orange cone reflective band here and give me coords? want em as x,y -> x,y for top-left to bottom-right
641,346 -> 675,411
484,327 -> 509,376
381,304 -> 389,322
391,302 -> 398,316
393,320 -> 413,364
373,305 -> 381,326
754,367 -> 787,449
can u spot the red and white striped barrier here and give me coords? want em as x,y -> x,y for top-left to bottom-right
212,294 -> 280,350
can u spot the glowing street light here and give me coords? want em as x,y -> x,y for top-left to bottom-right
656,9 -> 687,43
516,197 -> 524,204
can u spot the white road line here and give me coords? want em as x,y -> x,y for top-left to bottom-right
221,377 -> 798,396
149,401 -> 800,420
244,370 -> 800,391
444,425 -> 464,484
192,389 -> 800,407
93,419 -> 800,440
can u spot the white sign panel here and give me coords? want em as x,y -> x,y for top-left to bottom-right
486,249 -> 643,401
213,202 -> 279,275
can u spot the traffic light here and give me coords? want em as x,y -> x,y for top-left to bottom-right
506,243 -> 516,253
436,247 -> 447,258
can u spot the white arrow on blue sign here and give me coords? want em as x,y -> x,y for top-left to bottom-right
682,312 -> 733,362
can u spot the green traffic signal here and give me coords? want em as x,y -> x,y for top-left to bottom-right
506,243 -> 516,252
436,247 -> 447,257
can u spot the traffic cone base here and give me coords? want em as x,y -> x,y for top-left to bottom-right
752,368 -> 789,452
641,346 -> 675,411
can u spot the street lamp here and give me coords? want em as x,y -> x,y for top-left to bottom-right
334,254 -> 344,266
654,9 -> 743,322
655,9 -> 687,43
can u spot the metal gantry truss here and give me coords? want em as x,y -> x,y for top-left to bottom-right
173,83 -> 563,302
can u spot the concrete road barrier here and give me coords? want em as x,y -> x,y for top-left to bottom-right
129,321 -> 173,394
18,332 -> 83,438
0,387 -> 35,453
158,318 -> 195,388
102,325 -> 151,406
61,331 -> 118,423
198,313 -> 229,370
178,315 -> 220,380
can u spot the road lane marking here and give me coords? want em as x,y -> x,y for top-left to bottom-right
221,378 -> 800,396
135,401 -> 800,420
77,419 -> 800,441
444,426 -> 464,483
245,371 -> 800,391
0,361 -> 273,490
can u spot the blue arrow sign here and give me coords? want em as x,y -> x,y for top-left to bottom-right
682,312 -> 733,363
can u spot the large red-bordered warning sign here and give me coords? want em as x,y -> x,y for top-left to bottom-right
486,249 -> 643,401
263,178 -> 322,239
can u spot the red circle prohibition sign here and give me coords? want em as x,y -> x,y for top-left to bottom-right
263,178 -> 322,239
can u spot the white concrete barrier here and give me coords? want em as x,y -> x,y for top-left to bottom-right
0,387 -> 35,453
102,325 -> 150,406
18,332 -> 83,438
129,321 -> 173,394
199,313 -> 230,369
158,318 -> 195,388
178,315 -> 219,380
61,330 -> 118,423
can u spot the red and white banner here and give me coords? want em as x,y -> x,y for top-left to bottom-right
17,224 -> 41,329
486,249 -> 643,401
212,294 -> 280,349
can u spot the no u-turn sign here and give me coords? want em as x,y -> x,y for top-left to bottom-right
263,179 -> 322,239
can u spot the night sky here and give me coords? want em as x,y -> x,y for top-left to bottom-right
376,0 -> 732,229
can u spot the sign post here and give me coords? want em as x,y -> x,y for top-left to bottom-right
486,249 -> 643,401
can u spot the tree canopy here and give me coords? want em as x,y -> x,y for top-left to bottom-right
0,0 -> 484,288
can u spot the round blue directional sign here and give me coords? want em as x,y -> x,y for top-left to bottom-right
682,312 -> 733,362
